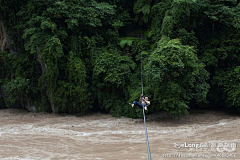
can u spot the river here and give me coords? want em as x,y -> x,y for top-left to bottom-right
0,109 -> 239,160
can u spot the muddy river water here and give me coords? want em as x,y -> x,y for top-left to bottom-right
0,109 -> 239,160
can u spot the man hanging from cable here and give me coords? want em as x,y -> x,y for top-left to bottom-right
131,94 -> 150,110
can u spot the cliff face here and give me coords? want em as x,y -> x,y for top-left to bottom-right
0,20 -> 44,111
0,20 -> 20,109
0,20 -> 17,54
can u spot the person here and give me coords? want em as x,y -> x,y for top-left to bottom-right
131,94 -> 150,110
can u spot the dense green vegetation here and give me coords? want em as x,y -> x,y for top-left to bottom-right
0,0 -> 239,118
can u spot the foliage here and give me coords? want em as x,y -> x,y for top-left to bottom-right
213,66 -> 240,111
133,0 -> 152,24
12,0 -> 116,113
93,50 -> 135,87
0,0 -> 240,118
92,48 -> 137,116
146,37 -> 209,118
4,77 -> 30,107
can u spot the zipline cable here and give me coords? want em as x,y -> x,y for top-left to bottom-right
140,33 -> 152,160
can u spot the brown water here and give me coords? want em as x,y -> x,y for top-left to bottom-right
0,109 -> 239,160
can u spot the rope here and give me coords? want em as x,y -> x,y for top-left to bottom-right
141,34 -> 144,96
140,33 -> 152,160
143,107 -> 152,160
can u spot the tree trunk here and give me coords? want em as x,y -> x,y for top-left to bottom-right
36,49 -> 55,113
37,54 -> 47,74
0,20 -> 8,51
0,85 -> 6,109
0,85 -> 7,108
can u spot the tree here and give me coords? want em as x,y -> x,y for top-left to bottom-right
146,37 -> 209,118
